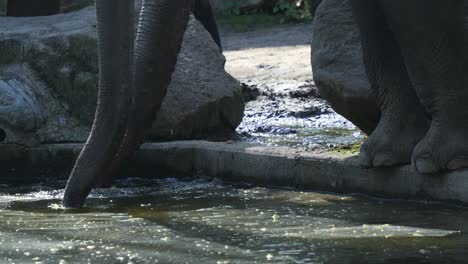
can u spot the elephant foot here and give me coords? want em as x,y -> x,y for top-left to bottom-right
412,122 -> 468,174
359,111 -> 429,168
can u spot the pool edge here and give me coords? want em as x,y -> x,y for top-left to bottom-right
2,141 -> 467,204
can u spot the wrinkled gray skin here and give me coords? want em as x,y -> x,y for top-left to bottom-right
62,0 -> 192,208
351,0 -> 468,174
92,0 -> 223,189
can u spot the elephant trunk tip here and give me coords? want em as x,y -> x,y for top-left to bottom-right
62,182 -> 93,209
62,195 -> 85,209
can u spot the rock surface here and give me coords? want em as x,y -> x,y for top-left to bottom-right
311,0 -> 380,135
149,15 -> 245,140
0,7 -> 244,147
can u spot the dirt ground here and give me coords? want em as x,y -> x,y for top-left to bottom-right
218,23 -> 362,149
220,23 -> 314,85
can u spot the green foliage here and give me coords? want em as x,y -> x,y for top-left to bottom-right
219,0 -> 312,27
221,1 -> 242,16
273,0 -> 310,23
303,0 -> 312,14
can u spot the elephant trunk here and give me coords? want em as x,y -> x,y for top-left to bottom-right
64,0 -> 191,206
129,0 -> 191,144
95,0 -> 192,188
62,0 -> 134,208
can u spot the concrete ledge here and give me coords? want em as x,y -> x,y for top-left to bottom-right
1,141 -> 468,204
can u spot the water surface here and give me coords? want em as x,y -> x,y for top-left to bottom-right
0,177 -> 466,263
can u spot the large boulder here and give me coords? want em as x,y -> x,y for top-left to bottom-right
149,12 -> 244,140
311,0 -> 379,135
0,7 -> 244,147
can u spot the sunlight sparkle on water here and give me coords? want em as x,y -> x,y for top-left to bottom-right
0,177 -> 466,263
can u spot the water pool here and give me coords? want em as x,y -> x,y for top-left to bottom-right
0,177 -> 466,263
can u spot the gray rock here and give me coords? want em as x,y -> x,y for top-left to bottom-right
0,7 -> 244,147
0,8 -> 98,146
150,13 -> 244,140
311,0 -> 379,134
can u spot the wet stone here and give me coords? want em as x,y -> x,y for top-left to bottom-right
236,80 -> 363,149
241,83 -> 261,103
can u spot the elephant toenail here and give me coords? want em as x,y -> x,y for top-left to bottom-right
414,158 -> 438,174
447,157 -> 468,171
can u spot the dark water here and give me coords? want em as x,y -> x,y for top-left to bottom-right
238,114 -> 363,149
0,177 -> 467,263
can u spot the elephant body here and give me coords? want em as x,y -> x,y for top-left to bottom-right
349,0 -> 468,174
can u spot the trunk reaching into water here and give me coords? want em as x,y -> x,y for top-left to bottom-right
63,0 -> 192,207
125,0 -> 191,152
96,0 -> 192,188
62,0 -> 134,208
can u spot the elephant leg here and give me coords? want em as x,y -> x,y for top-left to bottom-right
350,0 -> 429,167
95,0 -> 192,188
192,0 -> 222,50
381,0 -> 468,173
62,0 -> 134,208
